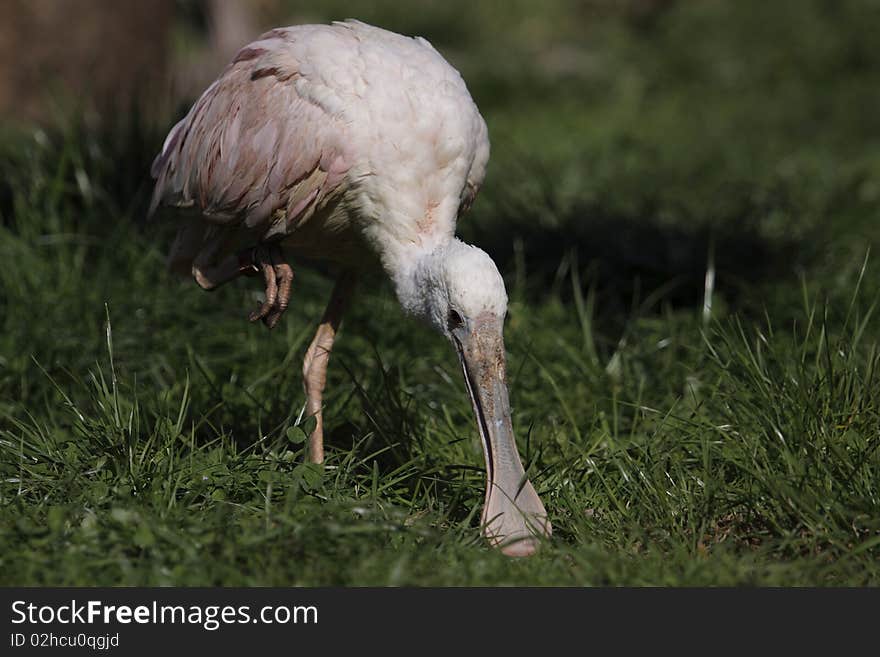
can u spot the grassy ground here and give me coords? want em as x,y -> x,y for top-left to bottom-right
2,0 -> 880,585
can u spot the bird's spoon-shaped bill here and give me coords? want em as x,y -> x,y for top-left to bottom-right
455,314 -> 552,556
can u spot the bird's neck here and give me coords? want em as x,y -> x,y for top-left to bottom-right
388,239 -> 453,331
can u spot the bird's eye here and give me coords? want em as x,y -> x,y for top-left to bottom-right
447,308 -> 464,332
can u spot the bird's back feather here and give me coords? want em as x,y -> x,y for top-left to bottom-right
150,27 -> 351,229
150,20 -> 489,275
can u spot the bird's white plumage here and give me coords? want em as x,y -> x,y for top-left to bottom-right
321,21 -> 490,267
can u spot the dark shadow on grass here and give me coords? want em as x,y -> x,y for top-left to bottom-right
468,199 -> 817,325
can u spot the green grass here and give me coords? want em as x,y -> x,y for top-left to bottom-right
2,0 -> 880,585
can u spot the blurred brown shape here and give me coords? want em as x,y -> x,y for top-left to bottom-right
0,0 -> 174,124
174,0 -> 264,102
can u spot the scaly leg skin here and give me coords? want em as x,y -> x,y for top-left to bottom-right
301,272 -> 355,464
247,244 -> 294,329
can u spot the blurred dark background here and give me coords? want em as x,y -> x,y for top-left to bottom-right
1,0 -> 879,321
0,0 -> 679,124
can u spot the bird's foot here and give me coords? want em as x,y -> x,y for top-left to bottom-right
243,244 -> 294,329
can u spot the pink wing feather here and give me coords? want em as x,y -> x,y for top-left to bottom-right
150,30 -> 351,273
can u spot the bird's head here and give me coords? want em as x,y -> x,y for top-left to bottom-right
396,239 -> 551,555
411,239 -> 508,337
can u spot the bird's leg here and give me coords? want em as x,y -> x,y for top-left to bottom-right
301,272 -> 355,464
191,246 -> 260,291
247,244 -> 294,329
191,243 -> 292,332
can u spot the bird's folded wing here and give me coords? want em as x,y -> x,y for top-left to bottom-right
149,32 -> 351,237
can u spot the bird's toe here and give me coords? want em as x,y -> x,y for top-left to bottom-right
263,308 -> 285,329
251,261 -> 293,329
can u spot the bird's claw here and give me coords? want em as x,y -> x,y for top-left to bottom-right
245,244 -> 293,329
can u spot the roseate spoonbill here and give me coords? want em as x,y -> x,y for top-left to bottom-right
150,20 -> 550,556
